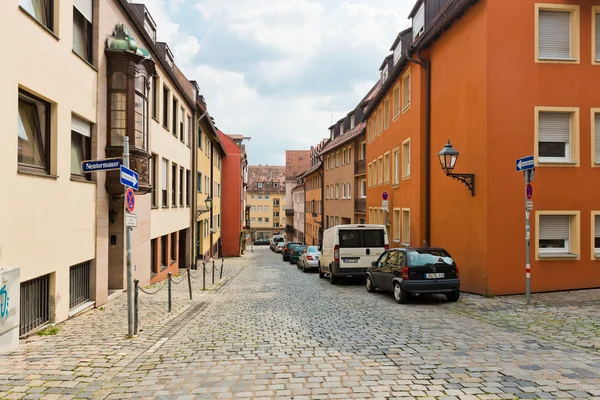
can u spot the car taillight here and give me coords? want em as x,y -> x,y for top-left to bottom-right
455,265 -> 460,279
401,267 -> 409,280
385,244 -> 389,251
334,245 -> 339,263
306,256 -> 313,260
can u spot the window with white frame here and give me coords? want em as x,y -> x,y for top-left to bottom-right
360,141 -> 366,160
73,0 -> 93,63
537,7 -> 578,61
412,2 -> 425,40
258,217 -> 263,223
538,111 -> 571,162
340,122 -> 345,136
18,90 -> 51,173
393,209 -> 401,242
402,71 -> 411,111
251,217 -> 256,223
350,115 -> 355,129
347,182 -> 351,199
594,112 -> 600,164
251,206 -> 256,211
402,209 -> 410,245
265,205 -> 270,212
393,149 -> 400,184
347,146 -> 352,163
539,214 -> 570,254
265,217 -> 270,223
335,184 -> 339,199
257,182 -> 263,188
71,115 -> 91,178
402,140 -> 411,177
360,179 -> 366,198
393,86 -> 400,118
258,195 -> 263,199
378,157 -> 383,184
384,152 -> 390,183
594,214 -> 600,255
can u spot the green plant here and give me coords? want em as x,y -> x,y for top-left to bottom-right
98,306 -> 105,311
37,325 -> 59,336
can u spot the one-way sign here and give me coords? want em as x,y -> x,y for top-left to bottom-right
516,155 -> 535,172
120,165 -> 139,190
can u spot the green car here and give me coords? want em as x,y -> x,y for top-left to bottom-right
290,245 -> 307,264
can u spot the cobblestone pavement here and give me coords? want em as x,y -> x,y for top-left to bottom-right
2,248 -> 600,399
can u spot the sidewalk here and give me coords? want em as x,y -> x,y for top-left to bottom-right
448,289 -> 600,353
0,254 -> 256,399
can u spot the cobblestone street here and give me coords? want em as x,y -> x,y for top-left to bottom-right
2,248 -> 600,399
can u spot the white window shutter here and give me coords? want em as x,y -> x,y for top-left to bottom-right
595,215 -> 600,239
539,112 -> 570,143
539,10 -> 571,59
596,13 -> 600,61
71,115 -> 91,137
539,215 -> 570,240
595,114 -> 600,164
74,0 -> 93,23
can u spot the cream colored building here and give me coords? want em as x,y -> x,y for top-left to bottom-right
247,166 -> 286,240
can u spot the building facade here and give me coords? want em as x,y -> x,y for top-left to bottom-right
301,142 -> 327,247
292,183 -> 305,243
247,166 -> 286,240
285,150 -> 310,241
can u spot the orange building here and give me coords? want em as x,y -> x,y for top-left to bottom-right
366,0 -> 600,295
301,141 -> 327,246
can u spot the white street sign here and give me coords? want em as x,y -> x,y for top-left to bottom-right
526,200 -> 533,211
382,200 -> 389,211
125,213 -> 137,228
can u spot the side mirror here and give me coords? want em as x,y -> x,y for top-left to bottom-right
371,261 -> 378,267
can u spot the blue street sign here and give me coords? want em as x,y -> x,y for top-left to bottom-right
81,158 -> 122,173
120,165 -> 139,190
516,155 -> 535,172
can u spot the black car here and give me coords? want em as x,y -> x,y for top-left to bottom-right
253,238 -> 270,246
282,242 -> 301,261
366,247 -> 460,303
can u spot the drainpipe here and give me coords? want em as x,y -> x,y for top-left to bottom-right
195,110 -> 208,262
406,52 -> 431,248
317,156 -> 325,247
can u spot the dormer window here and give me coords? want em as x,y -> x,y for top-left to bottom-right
413,2 -> 425,40
382,64 -> 389,82
351,115 -> 355,129
330,128 -> 334,139
143,14 -> 156,42
340,122 -> 345,136
258,182 -> 263,188
274,183 -> 279,188
393,42 -> 403,65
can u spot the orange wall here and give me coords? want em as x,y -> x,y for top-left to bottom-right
220,134 -> 243,257
485,0 -> 600,293
305,169 -> 322,246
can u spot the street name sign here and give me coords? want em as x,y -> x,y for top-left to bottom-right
516,155 -> 535,172
120,165 -> 139,190
81,158 -> 122,173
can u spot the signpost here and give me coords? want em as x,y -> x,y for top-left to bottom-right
516,155 -> 535,305
382,192 -> 389,212
81,158 -> 122,173
123,137 -> 135,337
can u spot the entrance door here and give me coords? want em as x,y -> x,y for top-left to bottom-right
196,221 -> 201,261
179,229 -> 187,269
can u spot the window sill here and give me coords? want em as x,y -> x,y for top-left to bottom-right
19,6 -> 59,41
537,57 -> 578,63
162,205 -> 169,209
70,175 -> 95,184
152,116 -> 160,124
72,50 -> 97,71
18,167 -> 58,180
402,104 -> 411,113
538,252 -> 579,259
402,175 -> 411,180
537,160 -> 578,167
151,206 -> 159,210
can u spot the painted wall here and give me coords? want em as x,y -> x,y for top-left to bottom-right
220,133 -> 242,257
304,170 -> 323,246
323,144 -> 356,227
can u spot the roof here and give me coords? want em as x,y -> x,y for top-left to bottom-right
408,0 -> 424,18
291,184 -> 305,192
247,165 -> 286,193
300,160 -> 323,178
319,121 -> 366,155
286,150 -> 311,180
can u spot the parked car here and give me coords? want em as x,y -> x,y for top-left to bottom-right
253,238 -> 270,246
297,246 -> 321,272
319,224 -> 388,284
275,242 -> 285,253
282,242 -> 301,261
270,235 -> 285,251
366,247 -> 460,303
290,245 -> 307,264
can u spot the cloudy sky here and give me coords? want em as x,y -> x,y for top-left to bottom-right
141,0 -> 414,165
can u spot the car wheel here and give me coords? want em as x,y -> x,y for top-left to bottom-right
366,276 -> 376,293
446,290 -> 460,302
302,263 -> 308,273
318,267 -> 324,278
329,272 -> 338,285
394,282 -> 409,304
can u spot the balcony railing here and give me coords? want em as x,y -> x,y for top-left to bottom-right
285,209 -> 294,216
354,198 -> 366,213
355,159 -> 366,175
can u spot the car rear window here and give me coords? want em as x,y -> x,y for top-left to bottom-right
339,229 -> 385,248
307,246 -> 319,252
407,249 -> 454,266
294,246 -> 307,253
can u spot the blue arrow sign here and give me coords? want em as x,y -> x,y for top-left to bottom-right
516,155 -> 535,172
81,158 -> 122,173
120,165 -> 139,190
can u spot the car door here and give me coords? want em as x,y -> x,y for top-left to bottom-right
370,251 -> 388,288
380,250 -> 401,292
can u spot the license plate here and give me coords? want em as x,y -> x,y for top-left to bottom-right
425,273 -> 445,279
343,258 -> 358,263
315,256 -> 319,260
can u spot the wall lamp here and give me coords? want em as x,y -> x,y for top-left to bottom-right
109,209 -> 118,224
438,140 -> 475,196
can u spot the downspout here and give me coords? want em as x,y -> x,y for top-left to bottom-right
317,155 -> 324,247
195,110 -> 208,263
406,52 -> 431,248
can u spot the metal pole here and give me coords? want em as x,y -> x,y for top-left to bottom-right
134,278 -> 139,335
168,272 -> 172,312
220,258 -> 224,279
202,261 -> 206,290
212,260 -> 215,285
187,267 -> 192,300
124,137 -> 134,338
525,170 -> 531,305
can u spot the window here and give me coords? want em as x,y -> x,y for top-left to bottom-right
18,90 -> 50,173
335,216 -> 339,226
162,85 -> 169,129
536,4 -> 579,62
359,218 -> 366,224
179,167 -> 184,206
393,148 -> 400,185
265,217 -> 270,223
198,126 -> 203,149
402,139 -> 411,178
274,183 -> 279,188
347,182 -> 351,199
134,75 -> 149,150
340,122 -> 345,136
250,206 -> 256,212
360,141 -> 366,160
412,2 -> 425,40
251,217 -> 256,223
162,159 -> 168,207
152,76 -> 158,119
187,115 -> 192,145
536,108 -> 578,164
180,107 -> 185,142
378,156 -> 383,184
384,98 -> 390,128
402,70 -> 411,111
71,115 -> 91,178
73,0 -> 93,63
265,205 -> 270,212
258,195 -> 263,200
336,152 -> 340,167
186,169 -> 190,206
151,154 -> 158,207
161,235 -> 168,267
20,0 -> 54,30
258,217 -> 263,223
171,163 -> 177,206
593,213 -> 600,258
393,85 -> 400,118
347,146 -> 352,163
402,209 -> 410,245
593,110 -> 600,165
384,152 -> 390,183
335,184 -> 340,199
172,98 -> 178,135
342,183 -> 346,199
378,108 -> 383,133
258,206 -> 263,212
151,238 -> 158,274
360,179 -> 366,198
537,214 -> 574,256
325,185 -> 329,200
171,232 -> 177,264
265,195 -> 270,200
393,209 -> 401,242
351,115 -> 355,129
258,183 -> 263,188
251,195 -> 255,200
594,9 -> 600,63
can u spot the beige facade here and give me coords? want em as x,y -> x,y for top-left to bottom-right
248,193 -> 285,239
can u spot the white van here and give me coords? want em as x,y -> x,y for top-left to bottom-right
319,224 -> 388,284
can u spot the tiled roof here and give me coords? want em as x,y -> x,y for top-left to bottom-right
247,165 -> 286,193
300,160 -> 322,178
319,122 -> 366,156
286,150 -> 311,180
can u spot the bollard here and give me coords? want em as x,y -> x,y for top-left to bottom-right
187,267 -> 192,300
134,279 -> 139,335
202,261 -> 206,290
220,258 -> 224,279
212,260 -> 215,285
168,272 -> 172,313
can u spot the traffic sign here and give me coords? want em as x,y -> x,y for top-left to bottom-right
382,192 -> 389,200
125,213 -> 137,227
120,165 -> 139,190
516,155 -> 535,172
526,200 -> 533,211
526,184 -> 533,200
382,200 -> 389,211
81,158 -> 122,173
126,188 -> 135,213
